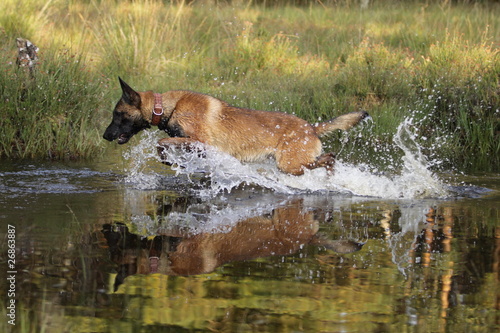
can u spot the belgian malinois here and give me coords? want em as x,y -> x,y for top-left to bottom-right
103,78 -> 368,175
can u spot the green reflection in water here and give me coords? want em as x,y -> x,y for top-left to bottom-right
0,166 -> 498,333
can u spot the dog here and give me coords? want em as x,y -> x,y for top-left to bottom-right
103,78 -> 368,175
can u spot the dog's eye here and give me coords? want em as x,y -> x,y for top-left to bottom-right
113,110 -> 130,120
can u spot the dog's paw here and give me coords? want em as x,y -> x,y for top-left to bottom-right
318,152 -> 335,174
156,145 -> 172,165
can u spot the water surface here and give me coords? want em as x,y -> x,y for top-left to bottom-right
1,136 -> 499,332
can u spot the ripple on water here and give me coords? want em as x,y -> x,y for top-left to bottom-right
0,164 -> 118,196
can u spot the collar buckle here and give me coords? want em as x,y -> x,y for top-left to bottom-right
152,93 -> 163,126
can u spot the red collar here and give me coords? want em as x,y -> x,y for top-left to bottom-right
152,93 -> 163,126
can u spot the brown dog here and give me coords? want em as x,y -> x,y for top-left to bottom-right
103,78 -> 368,175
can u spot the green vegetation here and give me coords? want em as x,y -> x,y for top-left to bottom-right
0,0 -> 498,171
0,43 -> 108,159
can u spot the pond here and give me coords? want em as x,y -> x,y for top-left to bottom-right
1,130 -> 499,333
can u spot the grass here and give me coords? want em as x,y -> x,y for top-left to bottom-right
0,38 -> 108,159
0,0 -> 498,171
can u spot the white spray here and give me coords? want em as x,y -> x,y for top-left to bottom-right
122,118 -> 449,199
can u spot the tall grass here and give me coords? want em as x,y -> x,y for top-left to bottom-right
0,34 -> 108,159
0,0 -> 498,170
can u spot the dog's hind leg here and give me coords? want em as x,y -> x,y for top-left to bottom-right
305,152 -> 335,174
275,136 -> 333,175
276,150 -> 335,176
156,137 -> 206,165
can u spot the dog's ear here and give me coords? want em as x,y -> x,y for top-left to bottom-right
118,77 -> 141,108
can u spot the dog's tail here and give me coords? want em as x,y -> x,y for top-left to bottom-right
313,111 -> 370,137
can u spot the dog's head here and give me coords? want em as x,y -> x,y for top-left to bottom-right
103,78 -> 151,144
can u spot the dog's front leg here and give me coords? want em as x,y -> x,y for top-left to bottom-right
157,137 -> 206,165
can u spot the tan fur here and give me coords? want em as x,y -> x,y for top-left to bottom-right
154,92 -> 326,175
105,79 -> 369,175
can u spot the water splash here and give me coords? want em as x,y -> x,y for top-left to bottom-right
122,119 -> 449,199
122,131 -> 169,190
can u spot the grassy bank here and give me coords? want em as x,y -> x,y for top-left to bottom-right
0,41 -> 108,159
0,0 -> 498,171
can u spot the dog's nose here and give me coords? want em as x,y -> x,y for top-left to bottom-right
103,131 -> 112,141
103,126 -> 116,141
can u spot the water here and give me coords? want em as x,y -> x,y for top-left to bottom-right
123,119 -> 451,199
1,120 -> 499,332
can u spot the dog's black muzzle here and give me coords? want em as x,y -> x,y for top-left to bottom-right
103,119 -> 151,144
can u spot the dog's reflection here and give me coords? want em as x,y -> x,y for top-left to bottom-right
102,198 -> 363,290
